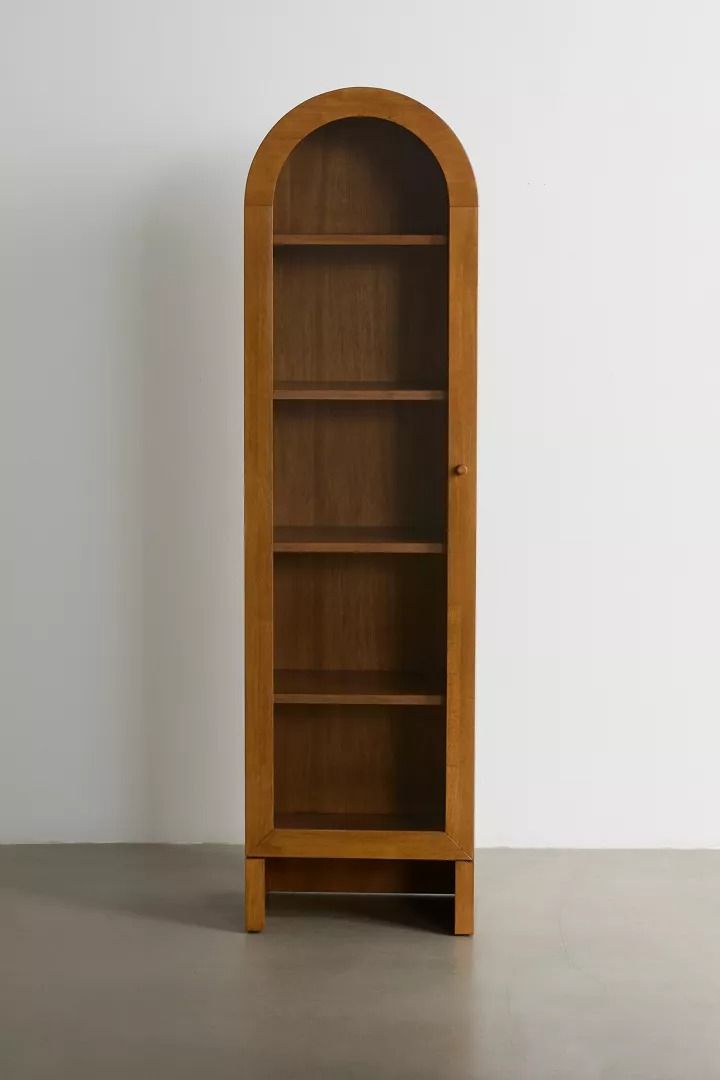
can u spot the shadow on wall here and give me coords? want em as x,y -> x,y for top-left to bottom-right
139,160 -> 248,841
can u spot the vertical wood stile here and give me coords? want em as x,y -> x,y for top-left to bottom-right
445,205 -> 477,859
245,857 -> 266,932
244,204 -> 274,850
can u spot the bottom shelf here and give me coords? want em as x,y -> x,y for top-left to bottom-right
274,812 -> 442,832
275,704 -> 447,835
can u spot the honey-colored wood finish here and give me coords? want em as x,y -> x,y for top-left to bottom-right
245,88 -> 477,933
274,233 -> 447,246
273,527 -> 444,554
274,669 -> 444,706
273,555 -> 446,675
273,382 -> 448,401
253,829 -> 466,861
245,89 -> 476,208
454,859 -> 474,935
245,857 -> 266,932
445,207 -> 478,858
274,246 -> 448,386
274,704 -> 446,827
244,205 -> 274,851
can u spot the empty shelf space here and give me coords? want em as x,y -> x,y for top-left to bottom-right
274,242 -> 448,387
273,381 -> 447,401
274,812 -> 442,832
274,233 -> 447,246
274,670 -> 445,705
273,527 -> 445,554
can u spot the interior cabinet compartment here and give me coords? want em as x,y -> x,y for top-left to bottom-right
273,400 -> 447,536
274,704 -> 446,831
273,246 -> 448,387
273,117 -> 449,235
273,553 -> 446,679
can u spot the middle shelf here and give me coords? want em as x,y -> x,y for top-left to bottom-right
274,669 -> 445,706
273,381 -> 447,401
273,233 -> 447,246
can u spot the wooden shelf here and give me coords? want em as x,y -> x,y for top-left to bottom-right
274,381 -> 447,401
273,527 -> 445,554
274,812 -> 442,832
274,233 -> 447,246
253,828 -> 463,861
274,669 -> 445,705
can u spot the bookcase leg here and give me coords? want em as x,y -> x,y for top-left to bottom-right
245,857 -> 266,933
454,861 -> 474,935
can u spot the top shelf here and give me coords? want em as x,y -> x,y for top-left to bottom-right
273,234 -> 447,247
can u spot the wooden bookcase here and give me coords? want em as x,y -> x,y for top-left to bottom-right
244,88 -> 477,934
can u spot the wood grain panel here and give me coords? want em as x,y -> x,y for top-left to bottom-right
274,704 -> 445,824
273,382 -> 447,400
253,828 -> 467,861
274,117 -> 448,233
244,205 -> 274,848
273,401 -> 447,531
274,813 -> 436,830
274,234 -> 446,245
273,527 -> 444,553
274,246 -> 447,385
454,860 -> 474,935
274,669 -> 444,705
273,555 -> 446,675
444,206 -> 477,859
246,87 -> 477,208
245,857 -> 266,932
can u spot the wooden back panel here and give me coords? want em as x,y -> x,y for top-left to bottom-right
274,117 -> 448,233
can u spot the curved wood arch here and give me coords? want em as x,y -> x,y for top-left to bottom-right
245,86 -> 477,208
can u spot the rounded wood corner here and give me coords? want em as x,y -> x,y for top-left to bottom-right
244,86 -> 477,210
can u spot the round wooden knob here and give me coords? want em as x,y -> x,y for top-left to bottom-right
454,464 -> 469,476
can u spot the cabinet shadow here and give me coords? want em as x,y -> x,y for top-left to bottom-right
138,161 -> 248,843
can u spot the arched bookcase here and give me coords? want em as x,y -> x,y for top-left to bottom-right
244,88 -> 477,934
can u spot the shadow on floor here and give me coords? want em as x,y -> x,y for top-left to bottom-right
0,845 -> 454,934
267,892 -> 454,934
0,845 -> 245,932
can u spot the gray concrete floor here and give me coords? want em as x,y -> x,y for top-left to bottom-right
2,847 -> 719,1079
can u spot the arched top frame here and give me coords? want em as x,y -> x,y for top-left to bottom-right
245,87 -> 477,209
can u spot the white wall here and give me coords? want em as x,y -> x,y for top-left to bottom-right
3,0 -> 720,845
